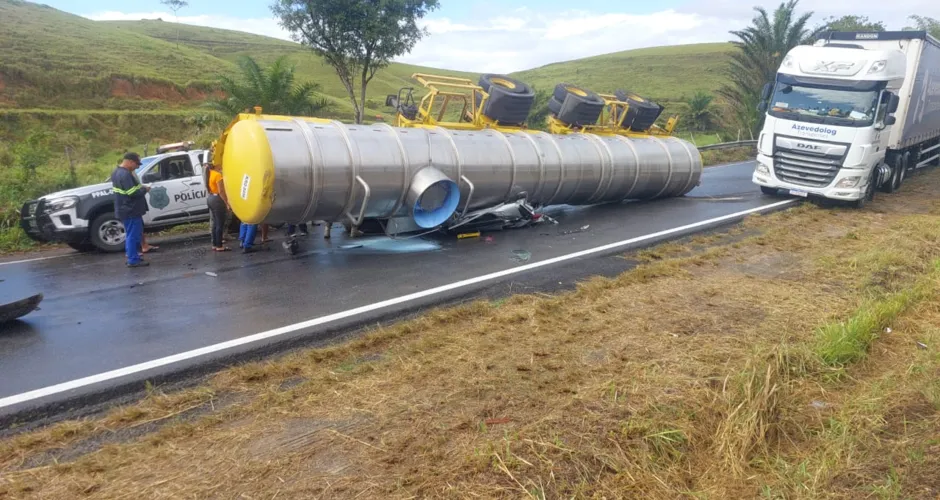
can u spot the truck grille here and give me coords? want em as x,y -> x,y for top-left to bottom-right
773,150 -> 843,187
771,134 -> 851,189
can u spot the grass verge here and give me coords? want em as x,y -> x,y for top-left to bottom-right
1,169 -> 939,499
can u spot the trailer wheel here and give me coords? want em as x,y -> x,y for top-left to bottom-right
553,84 -> 604,126
480,75 -> 535,126
90,212 -> 126,253
614,90 -> 665,131
479,74 -> 529,95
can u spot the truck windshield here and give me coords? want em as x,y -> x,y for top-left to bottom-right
768,82 -> 879,127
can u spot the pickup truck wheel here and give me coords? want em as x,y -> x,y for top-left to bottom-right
90,212 -> 127,253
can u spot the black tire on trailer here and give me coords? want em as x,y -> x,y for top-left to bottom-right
548,96 -> 563,115
480,76 -> 535,126
553,84 -> 604,126
89,211 -> 126,253
615,90 -> 665,131
760,186 -> 779,196
553,82 -> 581,102
478,74 -> 529,95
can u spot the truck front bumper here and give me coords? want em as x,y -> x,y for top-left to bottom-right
20,200 -> 88,243
751,154 -> 868,201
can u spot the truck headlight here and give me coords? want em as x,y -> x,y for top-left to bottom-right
45,196 -> 78,212
755,164 -> 770,176
835,176 -> 861,188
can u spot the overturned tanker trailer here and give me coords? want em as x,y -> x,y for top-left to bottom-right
214,111 -> 702,236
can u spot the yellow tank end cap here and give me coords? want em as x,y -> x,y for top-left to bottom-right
222,120 -> 275,224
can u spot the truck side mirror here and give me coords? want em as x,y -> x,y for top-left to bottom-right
884,115 -> 897,126
888,94 -> 900,114
758,101 -> 768,113
760,82 -> 773,101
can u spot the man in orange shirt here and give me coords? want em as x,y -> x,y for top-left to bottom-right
205,162 -> 230,251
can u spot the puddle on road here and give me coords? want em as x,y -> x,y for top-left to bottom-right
337,237 -> 441,254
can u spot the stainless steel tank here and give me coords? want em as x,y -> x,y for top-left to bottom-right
219,115 -> 702,227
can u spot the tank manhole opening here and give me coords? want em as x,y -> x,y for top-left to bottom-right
413,179 -> 460,229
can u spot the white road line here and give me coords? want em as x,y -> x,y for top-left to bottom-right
0,198 -> 798,410
0,254 -> 75,267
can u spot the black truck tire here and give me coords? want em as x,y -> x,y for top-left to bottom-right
90,211 -> 127,253
548,96 -> 563,115
553,84 -> 604,126
479,74 -> 529,95
479,75 -> 535,126
615,90 -> 664,131
881,155 -> 905,193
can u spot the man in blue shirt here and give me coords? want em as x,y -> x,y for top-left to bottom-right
111,152 -> 151,267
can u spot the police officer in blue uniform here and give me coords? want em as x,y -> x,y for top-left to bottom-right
111,152 -> 151,267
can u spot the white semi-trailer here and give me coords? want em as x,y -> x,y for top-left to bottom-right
753,31 -> 940,207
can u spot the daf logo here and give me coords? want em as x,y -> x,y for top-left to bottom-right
813,61 -> 857,72
796,142 -> 822,151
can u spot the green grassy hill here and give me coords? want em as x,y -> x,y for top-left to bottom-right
1,0 -> 732,116
513,43 -> 733,104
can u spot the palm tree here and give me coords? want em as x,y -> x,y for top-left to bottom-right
718,1 -> 813,136
682,91 -> 717,132
210,55 -> 330,117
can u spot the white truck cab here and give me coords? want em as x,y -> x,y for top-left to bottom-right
753,31 -> 940,207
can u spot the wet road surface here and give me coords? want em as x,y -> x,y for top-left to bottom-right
0,161 -> 798,417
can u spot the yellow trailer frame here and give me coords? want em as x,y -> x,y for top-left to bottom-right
392,73 -> 530,132
390,73 -> 680,139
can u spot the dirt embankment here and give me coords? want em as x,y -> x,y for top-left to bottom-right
108,78 -> 221,103
2,170 -> 940,499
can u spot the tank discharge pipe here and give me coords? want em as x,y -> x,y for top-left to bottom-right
221,116 -> 702,227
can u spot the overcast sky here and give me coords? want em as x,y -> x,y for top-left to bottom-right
41,0 -> 940,73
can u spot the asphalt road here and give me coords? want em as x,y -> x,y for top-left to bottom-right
0,161 -> 798,420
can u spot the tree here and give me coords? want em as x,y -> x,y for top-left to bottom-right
905,15 -> 940,39
209,55 -> 330,117
272,0 -> 440,124
160,0 -> 188,48
718,1 -> 813,137
682,92 -> 717,132
813,15 -> 885,34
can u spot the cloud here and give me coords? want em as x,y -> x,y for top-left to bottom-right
83,1 -> 940,74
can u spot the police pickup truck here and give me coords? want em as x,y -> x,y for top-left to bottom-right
20,144 -> 212,252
